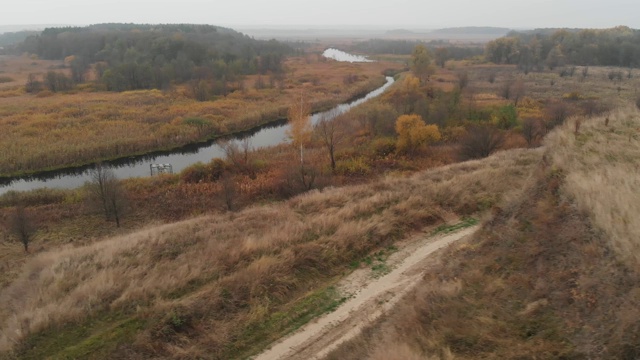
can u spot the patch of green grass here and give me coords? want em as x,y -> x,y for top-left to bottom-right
231,285 -> 348,359
433,217 -> 479,235
14,312 -> 145,360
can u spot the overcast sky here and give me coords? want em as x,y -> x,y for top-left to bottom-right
1,0 -> 638,29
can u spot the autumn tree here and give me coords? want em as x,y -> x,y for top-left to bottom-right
546,45 -> 566,70
10,205 -> 35,253
286,94 -> 313,164
434,47 -> 450,68
411,45 -> 435,83
314,110 -> 344,172
25,73 -> 42,93
87,164 -> 127,227
395,114 -> 441,156
494,104 -> 519,130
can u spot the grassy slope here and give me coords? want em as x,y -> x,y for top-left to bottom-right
0,148 -> 540,359
326,108 -> 640,359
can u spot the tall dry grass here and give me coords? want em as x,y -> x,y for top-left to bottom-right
0,148 -> 540,358
326,104 -> 640,360
545,106 -> 640,267
0,55 -> 394,176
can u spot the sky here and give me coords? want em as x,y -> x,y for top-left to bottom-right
1,0 -> 638,30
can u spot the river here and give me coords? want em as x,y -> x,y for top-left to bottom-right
0,50 -> 389,195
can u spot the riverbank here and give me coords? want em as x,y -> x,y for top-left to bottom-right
0,54 -> 399,178
0,76 -> 394,195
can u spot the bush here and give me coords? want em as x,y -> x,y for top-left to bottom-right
0,188 -> 68,207
493,104 -> 518,130
336,157 -> 371,176
180,159 -> 227,183
0,76 -> 14,83
370,137 -> 396,158
458,125 -> 504,160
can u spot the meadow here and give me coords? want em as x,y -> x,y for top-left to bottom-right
0,54 -> 397,176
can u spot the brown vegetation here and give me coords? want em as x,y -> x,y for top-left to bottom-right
326,107 -> 640,359
0,148 -> 540,359
0,55 -> 397,176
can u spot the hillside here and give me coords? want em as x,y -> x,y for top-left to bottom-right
325,108 -> 640,359
0,147 -> 540,359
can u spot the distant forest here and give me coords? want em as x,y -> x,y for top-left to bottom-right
0,30 -> 39,47
485,26 -> 640,71
10,24 -> 293,94
350,39 -> 484,60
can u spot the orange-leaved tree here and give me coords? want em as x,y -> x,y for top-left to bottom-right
395,114 -> 441,157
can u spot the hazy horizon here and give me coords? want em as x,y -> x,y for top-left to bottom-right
1,0 -> 638,30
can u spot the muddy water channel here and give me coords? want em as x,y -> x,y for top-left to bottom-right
0,50 -> 388,195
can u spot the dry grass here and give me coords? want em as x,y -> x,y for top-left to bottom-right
326,104 -> 640,360
466,64 -> 640,109
0,55 -> 67,91
0,55 -> 397,176
545,106 -> 640,266
0,147 -> 540,358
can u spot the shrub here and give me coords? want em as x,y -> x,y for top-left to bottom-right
493,104 -> 518,130
336,157 -> 371,176
458,125 -> 504,160
395,115 -> 441,156
180,159 -> 227,183
370,137 -> 396,158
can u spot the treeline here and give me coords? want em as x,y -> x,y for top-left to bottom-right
486,26 -> 640,71
351,39 -> 484,59
0,30 -> 39,48
14,24 -> 292,95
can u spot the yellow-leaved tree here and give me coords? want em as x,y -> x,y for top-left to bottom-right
286,94 -> 312,163
395,114 -> 441,156
410,44 -> 435,83
286,94 -> 317,190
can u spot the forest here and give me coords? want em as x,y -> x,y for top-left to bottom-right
10,24 -> 292,94
486,26 -> 640,71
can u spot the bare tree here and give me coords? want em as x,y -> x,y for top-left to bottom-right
511,79 -> 526,107
221,171 -> 237,211
314,110 -> 344,172
458,125 -> 504,160
10,205 -> 35,253
221,138 -> 255,178
457,71 -> 469,91
501,77 -> 514,100
87,164 -> 127,227
545,101 -> 571,131
521,118 -> 540,146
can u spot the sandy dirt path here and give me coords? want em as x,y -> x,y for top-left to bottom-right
253,225 -> 479,360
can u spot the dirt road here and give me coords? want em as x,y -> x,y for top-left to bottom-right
253,226 -> 479,360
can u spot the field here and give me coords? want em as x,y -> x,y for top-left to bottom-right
0,54 -> 398,176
